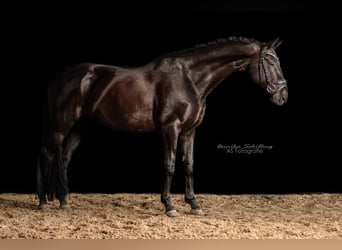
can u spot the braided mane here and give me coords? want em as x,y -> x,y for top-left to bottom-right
172,36 -> 261,55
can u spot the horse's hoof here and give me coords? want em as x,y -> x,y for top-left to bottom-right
190,209 -> 205,216
59,204 -> 71,210
166,209 -> 179,217
38,204 -> 49,210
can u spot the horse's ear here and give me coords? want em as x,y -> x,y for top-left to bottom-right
273,39 -> 283,50
268,37 -> 283,50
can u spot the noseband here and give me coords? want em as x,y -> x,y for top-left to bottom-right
258,45 -> 287,94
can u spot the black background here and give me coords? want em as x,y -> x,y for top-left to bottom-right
1,1 -> 337,195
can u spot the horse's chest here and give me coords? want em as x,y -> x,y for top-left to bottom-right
190,106 -> 206,127
179,104 -> 206,131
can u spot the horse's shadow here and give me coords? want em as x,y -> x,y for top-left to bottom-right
0,195 -> 38,210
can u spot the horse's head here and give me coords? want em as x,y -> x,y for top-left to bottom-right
248,38 -> 288,106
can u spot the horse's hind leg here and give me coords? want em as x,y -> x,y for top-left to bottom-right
58,131 -> 83,209
37,130 -> 66,209
62,132 -> 82,170
37,147 -> 53,209
37,111 -> 82,209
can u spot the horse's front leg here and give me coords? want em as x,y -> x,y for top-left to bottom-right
161,124 -> 179,217
179,130 -> 204,215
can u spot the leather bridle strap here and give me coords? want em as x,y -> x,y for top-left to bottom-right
258,45 -> 287,94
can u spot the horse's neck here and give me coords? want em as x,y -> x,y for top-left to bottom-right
182,43 -> 258,100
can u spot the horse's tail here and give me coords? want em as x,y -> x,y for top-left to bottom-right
36,153 -> 44,199
36,84 -> 69,202
36,91 -> 49,201
36,146 -> 69,201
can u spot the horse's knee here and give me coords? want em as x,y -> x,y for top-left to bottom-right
183,161 -> 194,175
164,160 -> 175,176
165,168 -> 175,177
62,133 -> 82,166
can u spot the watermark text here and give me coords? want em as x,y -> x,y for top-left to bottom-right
217,144 -> 273,154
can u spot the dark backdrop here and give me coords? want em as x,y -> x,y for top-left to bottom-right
2,1 -> 336,195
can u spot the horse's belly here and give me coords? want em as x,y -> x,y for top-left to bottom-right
93,106 -> 155,132
122,110 -> 155,132
88,72 -> 157,132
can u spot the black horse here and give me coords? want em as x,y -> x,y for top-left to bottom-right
37,37 -> 288,217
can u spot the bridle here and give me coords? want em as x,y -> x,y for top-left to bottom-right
258,45 -> 287,94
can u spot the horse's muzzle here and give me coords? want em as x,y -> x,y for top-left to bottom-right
271,85 -> 288,106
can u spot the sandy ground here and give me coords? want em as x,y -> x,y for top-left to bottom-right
0,193 -> 341,239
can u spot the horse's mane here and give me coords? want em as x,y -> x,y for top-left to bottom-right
171,36 -> 261,56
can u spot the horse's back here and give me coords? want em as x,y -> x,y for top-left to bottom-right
46,60 -> 201,133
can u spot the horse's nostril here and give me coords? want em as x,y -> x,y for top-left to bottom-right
280,87 -> 288,102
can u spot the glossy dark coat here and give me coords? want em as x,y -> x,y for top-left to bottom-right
37,37 -> 288,216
